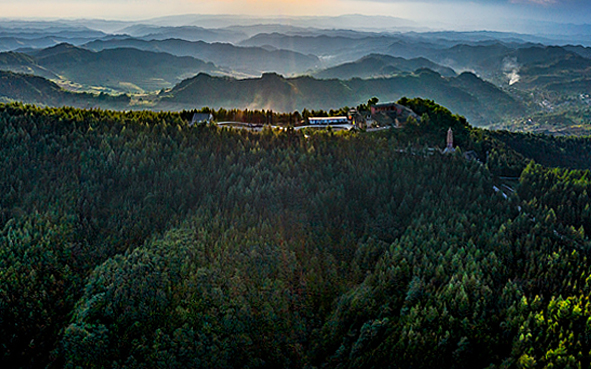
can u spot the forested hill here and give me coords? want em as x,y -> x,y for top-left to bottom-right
2,100 -> 591,368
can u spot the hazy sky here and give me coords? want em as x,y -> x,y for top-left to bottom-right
1,0 -> 589,26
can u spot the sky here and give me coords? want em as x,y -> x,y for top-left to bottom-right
1,0 -> 590,29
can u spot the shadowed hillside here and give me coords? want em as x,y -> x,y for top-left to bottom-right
0,70 -> 130,108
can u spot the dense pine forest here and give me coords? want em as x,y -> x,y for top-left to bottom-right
2,99 -> 591,368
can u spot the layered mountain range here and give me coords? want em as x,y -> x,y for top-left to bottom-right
0,18 -> 590,129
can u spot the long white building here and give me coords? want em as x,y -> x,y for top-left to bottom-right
308,116 -> 350,125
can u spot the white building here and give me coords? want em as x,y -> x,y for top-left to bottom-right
308,116 -> 350,125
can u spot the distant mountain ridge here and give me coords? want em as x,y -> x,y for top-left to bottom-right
83,37 -> 321,76
239,32 -> 395,56
135,14 -> 416,32
31,43 -> 221,92
117,24 -> 247,43
0,43 -> 223,93
239,33 -> 412,67
313,54 -> 456,79
0,23 -> 107,40
159,70 -> 523,126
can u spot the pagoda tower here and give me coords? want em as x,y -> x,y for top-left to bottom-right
443,127 -> 456,154
447,127 -> 453,149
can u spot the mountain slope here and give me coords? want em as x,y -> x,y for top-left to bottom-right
0,70 -> 129,108
84,38 -> 321,75
0,51 -> 58,79
239,33 -> 412,67
415,44 -> 590,88
0,70 -> 67,104
313,54 -> 456,79
512,47 -> 591,93
563,45 -> 591,59
9,43 -> 223,93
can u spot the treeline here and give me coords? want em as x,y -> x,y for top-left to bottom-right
1,100 -> 591,368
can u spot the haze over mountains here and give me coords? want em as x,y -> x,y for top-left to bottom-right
0,14 -> 590,129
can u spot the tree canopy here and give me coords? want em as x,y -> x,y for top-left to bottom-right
1,100 -> 591,368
